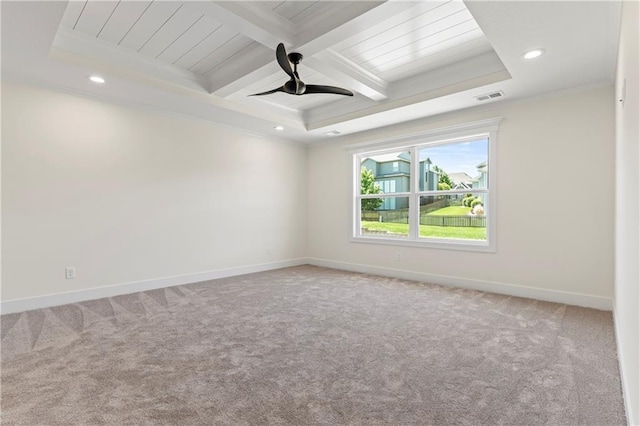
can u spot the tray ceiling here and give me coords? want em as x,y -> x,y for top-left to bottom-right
1,1 -> 622,143
52,0 -> 505,123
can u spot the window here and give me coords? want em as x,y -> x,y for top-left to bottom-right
351,118 -> 499,252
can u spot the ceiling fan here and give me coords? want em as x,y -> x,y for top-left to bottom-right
249,43 -> 354,97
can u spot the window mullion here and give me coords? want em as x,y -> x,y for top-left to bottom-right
417,189 -> 487,196
409,146 -> 420,240
355,154 -> 362,237
360,192 -> 410,199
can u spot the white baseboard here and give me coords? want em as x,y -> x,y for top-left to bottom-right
0,258 -> 307,315
613,307 -> 637,426
1,257 -> 614,313
306,257 -> 613,311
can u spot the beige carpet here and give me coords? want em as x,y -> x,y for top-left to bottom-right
1,266 -> 626,425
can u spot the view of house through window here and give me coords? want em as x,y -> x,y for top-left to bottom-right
356,136 -> 491,247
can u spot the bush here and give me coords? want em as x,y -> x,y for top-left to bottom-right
471,198 -> 483,208
463,196 -> 474,207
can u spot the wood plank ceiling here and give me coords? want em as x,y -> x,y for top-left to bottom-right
56,0 -> 494,115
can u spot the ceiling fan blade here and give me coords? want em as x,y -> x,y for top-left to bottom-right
276,43 -> 294,78
251,46 -> 353,97
304,85 -> 354,96
248,86 -> 284,96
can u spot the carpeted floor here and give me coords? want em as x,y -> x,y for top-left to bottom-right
1,266 -> 626,425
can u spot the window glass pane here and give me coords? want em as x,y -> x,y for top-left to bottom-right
418,138 -> 488,191
360,151 -> 411,195
419,195 -> 486,240
353,127 -> 494,249
361,197 -> 410,238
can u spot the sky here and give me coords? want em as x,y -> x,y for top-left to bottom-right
418,137 -> 488,177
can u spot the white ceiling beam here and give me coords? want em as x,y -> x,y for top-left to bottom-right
183,2 -> 296,97
290,2 -> 416,101
195,1 -> 410,100
208,44 -> 278,96
214,61 -> 282,98
304,50 -> 388,101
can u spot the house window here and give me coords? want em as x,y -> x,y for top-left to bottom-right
351,118 -> 499,252
379,180 -> 397,193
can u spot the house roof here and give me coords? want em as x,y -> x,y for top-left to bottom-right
448,172 -> 474,186
362,152 -> 410,163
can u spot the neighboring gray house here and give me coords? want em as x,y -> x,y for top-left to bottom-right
419,158 -> 440,192
362,153 -> 439,210
472,161 -> 488,204
472,161 -> 488,190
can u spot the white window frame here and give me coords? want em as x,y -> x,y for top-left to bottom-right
349,118 -> 500,252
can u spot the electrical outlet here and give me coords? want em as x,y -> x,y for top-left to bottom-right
65,267 -> 76,280
395,252 -> 402,261
266,247 -> 273,255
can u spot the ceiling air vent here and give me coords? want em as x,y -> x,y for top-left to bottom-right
475,90 -> 504,102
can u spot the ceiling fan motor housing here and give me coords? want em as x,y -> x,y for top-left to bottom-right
284,79 -> 306,95
287,52 -> 303,64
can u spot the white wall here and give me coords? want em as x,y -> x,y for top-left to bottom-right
614,1 -> 640,424
1,82 -> 307,304
307,86 -> 615,309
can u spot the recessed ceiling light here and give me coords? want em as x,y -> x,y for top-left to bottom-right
274,125 -> 284,131
522,49 -> 544,60
89,75 -> 105,84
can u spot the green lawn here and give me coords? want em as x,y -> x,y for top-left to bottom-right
361,221 -> 410,236
361,221 -> 486,240
426,205 -> 471,216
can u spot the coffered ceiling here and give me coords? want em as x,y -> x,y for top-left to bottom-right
1,1 -> 622,143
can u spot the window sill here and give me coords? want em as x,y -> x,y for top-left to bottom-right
350,235 -> 496,253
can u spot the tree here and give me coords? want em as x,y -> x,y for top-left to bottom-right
361,167 -> 383,211
433,165 -> 453,190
